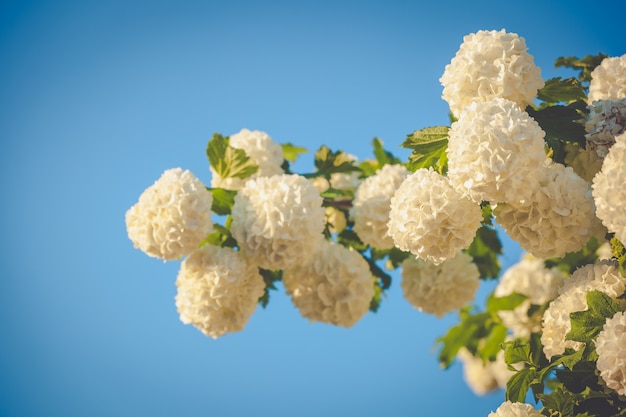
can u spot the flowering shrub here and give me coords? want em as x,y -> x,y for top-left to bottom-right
126,29 -> 626,417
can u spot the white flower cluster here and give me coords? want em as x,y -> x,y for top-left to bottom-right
351,164 -> 409,250
400,252 -> 480,318
593,132 -> 626,243
457,348 -> 513,396
175,245 -> 265,339
595,311 -> 626,396
440,29 -> 544,117
231,174 -> 325,271
210,128 -> 284,190
495,254 -> 566,338
282,240 -> 374,327
488,401 -> 543,417
588,54 -> 626,104
585,98 -> 626,158
447,98 -> 548,205
388,168 -> 482,264
125,168 -> 213,261
493,161 -> 596,259
541,261 -> 625,360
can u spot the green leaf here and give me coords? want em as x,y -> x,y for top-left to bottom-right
537,77 -> 586,104
320,187 -> 354,201
610,236 -> 626,277
478,323 -> 507,362
486,292 -> 527,313
281,143 -> 308,162
555,54 -> 609,83
369,281 -> 383,312
403,127 -> 449,174
258,269 -> 282,308
436,310 -> 491,368
566,291 -> 619,344
314,145 -> 361,175
503,339 -> 531,367
201,223 -> 237,249
372,137 -> 401,167
465,225 -> 502,279
208,188 -> 237,215
538,387 -> 575,417
506,367 -> 536,403
206,133 -> 259,179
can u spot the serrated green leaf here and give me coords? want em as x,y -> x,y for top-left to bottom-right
208,188 -> 237,215
537,77 -> 586,104
314,145 -> 361,175
200,223 -> 237,249
555,54 -> 609,83
402,126 -> 450,149
486,292 -> 527,313
320,187 -> 354,201
478,323 -> 507,362
207,133 -> 259,179
465,225 -> 502,279
567,291 -> 620,343
337,229 -> 367,252
587,290 -> 620,320
372,137 -> 401,167
506,367 -> 536,403
436,311 -> 491,368
258,269 -> 282,308
538,386 -> 575,417
281,142 -> 308,162
503,339 -> 531,366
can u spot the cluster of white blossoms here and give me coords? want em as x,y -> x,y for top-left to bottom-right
541,261 -> 626,360
210,128 -> 284,190
388,168 -> 483,264
125,168 -> 214,261
231,173 -> 326,271
494,254 -> 566,338
175,245 -> 265,339
282,240 -> 374,327
588,54 -> 626,104
493,161 -> 596,258
585,98 -> 626,158
400,252 -> 480,318
440,29 -> 544,117
456,348 -> 513,396
351,164 -> 409,250
488,401 -> 543,417
595,311 -> 626,396
592,132 -> 626,244
447,98 -> 548,205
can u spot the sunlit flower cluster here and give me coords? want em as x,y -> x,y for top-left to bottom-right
282,240 -> 374,327
175,245 -> 265,339
400,252 -> 480,318
588,54 -> 626,104
231,174 -> 325,270
595,311 -> 626,396
541,261 -> 625,360
488,401 -> 543,417
493,161 -> 596,258
495,254 -> 566,338
585,99 -> 626,158
388,168 -> 482,264
351,164 -> 409,250
125,168 -> 213,261
592,132 -> 626,243
447,98 -> 547,205
210,128 -> 284,190
440,29 -> 544,117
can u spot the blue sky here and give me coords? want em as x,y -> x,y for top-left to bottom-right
1,1 -> 624,416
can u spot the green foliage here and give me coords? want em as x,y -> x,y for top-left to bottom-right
554,54 -> 609,84
206,133 -> 259,179
201,222 -> 237,249
208,187 -> 237,215
314,145 -> 362,175
402,126 -> 449,173
281,142 -> 308,162
545,237 -> 600,275
258,269 -> 283,308
372,137 -> 401,167
537,77 -> 586,105
610,236 -> 626,277
465,221 -> 503,279
566,291 -> 620,344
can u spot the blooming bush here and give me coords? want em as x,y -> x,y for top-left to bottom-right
126,30 -> 626,417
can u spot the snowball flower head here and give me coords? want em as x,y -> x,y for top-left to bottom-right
593,132 -> 626,243
125,168 -> 213,261
400,252 -> 480,317
210,129 -> 284,190
231,174 -> 325,270
495,254 -> 566,338
175,245 -> 265,339
488,401 -> 543,417
440,29 -> 544,117
351,164 -> 409,249
595,311 -> 626,396
585,99 -> 626,158
494,161 -> 596,259
541,261 -> 625,360
282,240 -> 374,327
447,98 -> 547,205
588,54 -> 626,104
388,168 -> 482,264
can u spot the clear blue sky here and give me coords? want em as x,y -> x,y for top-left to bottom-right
1,1 -> 624,416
